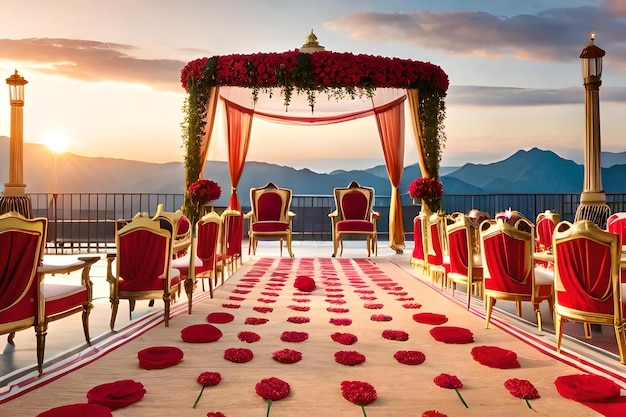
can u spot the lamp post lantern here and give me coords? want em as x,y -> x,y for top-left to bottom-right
0,69 -> 32,217
574,32 -> 610,227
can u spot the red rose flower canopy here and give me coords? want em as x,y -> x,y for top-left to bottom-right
181,38 -> 449,253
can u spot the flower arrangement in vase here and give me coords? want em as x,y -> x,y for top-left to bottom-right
409,177 -> 443,214
187,179 -> 222,225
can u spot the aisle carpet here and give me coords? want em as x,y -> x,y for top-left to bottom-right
2,257 -> 624,417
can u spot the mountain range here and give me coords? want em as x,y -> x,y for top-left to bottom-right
1,136 -> 626,207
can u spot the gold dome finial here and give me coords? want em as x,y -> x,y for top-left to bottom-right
300,29 -> 325,53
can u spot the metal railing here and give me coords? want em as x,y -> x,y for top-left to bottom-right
25,192 -> 626,254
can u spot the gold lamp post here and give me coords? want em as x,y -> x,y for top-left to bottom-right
574,32 -> 610,227
0,70 -> 32,217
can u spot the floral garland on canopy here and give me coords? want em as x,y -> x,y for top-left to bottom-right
180,48 -> 449,218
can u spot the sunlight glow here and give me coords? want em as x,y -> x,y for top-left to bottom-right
43,132 -> 69,154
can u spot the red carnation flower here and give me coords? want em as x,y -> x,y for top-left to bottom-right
394,350 -> 426,365
255,377 -> 290,417
334,350 -> 366,366
280,331 -> 309,342
340,380 -> 377,417
327,307 -> 350,313
237,331 -> 261,343
504,378 -> 540,410
422,410 -> 447,417
287,316 -> 310,324
402,302 -> 422,309
287,305 -> 310,312
193,372 -> 222,408
370,314 -> 392,322
224,348 -> 254,363
245,317 -> 269,325
272,348 -> 303,364
331,332 -> 358,345
382,329 -> 409,341
253,306 -> 273,313
330,318 -> 352,326
434,373 -> 468,408
364,303 -> 384,309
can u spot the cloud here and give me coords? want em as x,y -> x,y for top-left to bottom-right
325,2 -> 626,71
447,85 -> 626,106
0,38 -> 185,92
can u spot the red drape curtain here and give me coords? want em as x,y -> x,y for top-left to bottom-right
198,86 -> 220,178
224,100 -> 254,211
374,96 -> 406,251
406,89 -> 430,178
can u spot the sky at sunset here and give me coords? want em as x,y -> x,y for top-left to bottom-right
0,0 -> 625,174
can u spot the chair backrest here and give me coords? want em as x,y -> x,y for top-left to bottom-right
334,180 -> 375,222
446,214 -> 476,276
115,216 -> 174,291
412,213 -> 427,262
426,213 -> 447,265
553,220 -> 621,316
481,218 -> 534,293
221,209 -> 243,258
250,182 -> 292,223
0,213 -> 47,325
606,212 -> 626,248
467,209 -> 491,227
535,210 -> 561,252
495,209 -> 527,227
196,211 -> 222,263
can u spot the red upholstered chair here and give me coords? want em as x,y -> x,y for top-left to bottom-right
246,182 -> 295,257
607,212 -> 626,249
480,218 -> 554,331
329,180 -> 380,257
535,210 -> 561,253
0,212 -> 98,375
410,212 -> 427,274
107,214 -> 181,329
152,204 -> 191,258
172,211 -> 222,304
446,214 -> 483,309
425,213 -> 450,288
553,220 -> 626,364
220,209 -> 243,277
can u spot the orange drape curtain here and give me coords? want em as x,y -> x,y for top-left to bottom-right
224,100 -> 254,211
198,86 -> 220,178
374,98 -> 405,251
406,88 -> 431,178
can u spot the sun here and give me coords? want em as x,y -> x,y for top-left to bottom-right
43,132 -> 69,154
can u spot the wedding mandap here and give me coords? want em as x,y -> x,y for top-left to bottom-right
179,31 -> 449,252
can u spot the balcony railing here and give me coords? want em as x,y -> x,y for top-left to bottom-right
26,192 -> 626,254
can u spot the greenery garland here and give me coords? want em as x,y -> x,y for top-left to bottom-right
180,50 -> 448,218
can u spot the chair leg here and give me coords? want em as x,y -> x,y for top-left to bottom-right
82,303 -> 92,345
534,303 -> 543,333
613,324 -> 626,365
163,295 -> 171,327
35,322 -> 47,375
485,296 -> 495,328
287,235 -> 294,258
583,323 -> 592,339
555,313 -> 564,353
185,279 -> 195,315
110,300 -> 119,331
366,236 -> 371,257
7,332 -> 16,346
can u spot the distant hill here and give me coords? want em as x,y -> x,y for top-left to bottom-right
2,137 -> 626,206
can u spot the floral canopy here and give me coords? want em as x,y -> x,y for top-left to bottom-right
180,32 -> 449,251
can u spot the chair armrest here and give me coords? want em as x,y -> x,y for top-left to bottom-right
328,210 -> 338,218
39,255 -> 100,296
288,211 -> 296,218
372,211 -> 381,220
106,253 -> 117,286
243,210 -> 253,219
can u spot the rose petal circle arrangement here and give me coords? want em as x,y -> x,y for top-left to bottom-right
136,346 -> 184,370
272,348 -> 303,364
331,332 -> 358,345
280,331 -> 309,343
86,379 -> 146,411
394,350 -> 426,365
334,350 -> 366,366
224,347 -> 254,363
238,331 -> 261,343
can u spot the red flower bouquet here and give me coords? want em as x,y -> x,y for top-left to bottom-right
334,350 -> 366,366
272,348 -> 303,364
340,380 -> 377,417
193,371 -> 222,409
434,373 -> 468,408
255,377 -> 290,417
188,179 -> 222,206
409,177 -> 443,212
504,378 -> 540,410
223,347 -> 254,363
